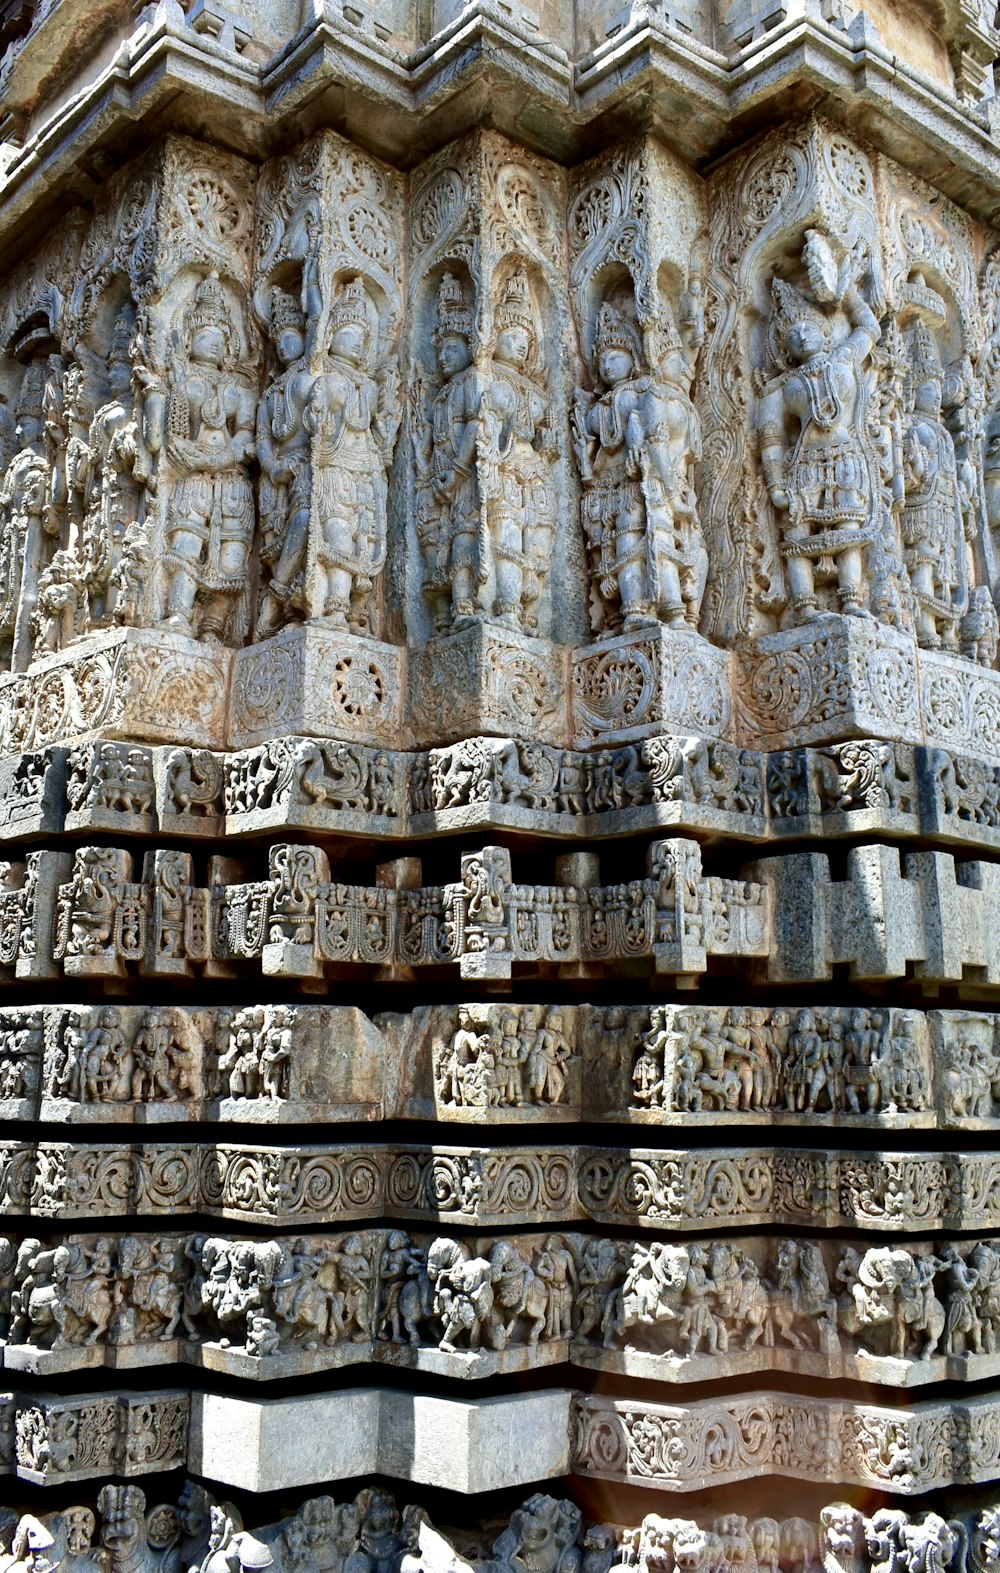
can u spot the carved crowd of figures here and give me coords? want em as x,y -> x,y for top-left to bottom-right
434,1005 -> 575,1109
2,1227 -> 997,1372
0,998 -> 998,1127
632,1004 -> 930,1117
0,1482 -> 998,1573
5,121 -> 1000,665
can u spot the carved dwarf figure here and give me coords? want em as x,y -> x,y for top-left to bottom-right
155,272 -> 256,643
302,275 -> 398,633
900,324 -> 975,649
573,298 -> 706,633
757,232 -> 882,624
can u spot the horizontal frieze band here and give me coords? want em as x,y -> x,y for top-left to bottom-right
0,1227 -> 996,1393
3,1000 -> 1000,1131
0,1140 -> 994,1231
13,1382 -> 997,1496
8,732 -> 1000,860
0,1481 -> 998,1573
1,832 -> 1000,989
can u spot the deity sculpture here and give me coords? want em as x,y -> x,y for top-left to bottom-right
477,270 -> 557,632
416,269 -> 555,635
300,275 -> 398,634
572,294 -> 706,634
415,272 -> 483,634
34,307 -> 150,655
756,232 -> 882,623
255,288 -> 313,636
0,360 -> 59,670
33,359 -> 93,655
152,271 -> 256,644
899,323 -> 976,649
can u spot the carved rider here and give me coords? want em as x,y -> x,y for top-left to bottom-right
156,271 -> 256,643
757,231 -> 882,624
573,297 -> 707,633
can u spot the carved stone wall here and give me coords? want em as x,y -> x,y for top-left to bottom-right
2,0 -> 1000,1564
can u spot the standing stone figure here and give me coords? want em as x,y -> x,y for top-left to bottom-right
477,270 -> 557,631
154,271 -> 256,644
255,288 -> 313,636
900,323 -> 974,649
34,306 -> 150,654
300,276 -> 397,634
756,233 -> 882,624
415,271 -> 483,633
573,299 -> 706,633
0,361 -> 57,671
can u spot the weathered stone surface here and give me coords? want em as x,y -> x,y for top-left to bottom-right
2,0 -> 1000,1536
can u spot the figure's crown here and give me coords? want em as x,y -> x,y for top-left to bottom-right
495,270 -> 534,336
187,271 -> 231,339
909,320 -> 942,384
108,305 -> 135,366
435,271 -> 473,340
270,286 -> 302,336
594,302 -> 640,359
329,276 -> 370,337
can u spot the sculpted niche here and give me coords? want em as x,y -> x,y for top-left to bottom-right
700,117 -> 1000,660
252,132 -> 404,641
0,116 -> 999,756
406,129 -> 577,645
569,137 -> 708,637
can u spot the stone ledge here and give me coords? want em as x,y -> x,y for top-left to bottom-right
1,5 -> 999,265
0,1140 -> 996,1232
190,1387 -> 573,1494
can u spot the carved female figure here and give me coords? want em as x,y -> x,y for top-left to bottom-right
156,272 -> 256,644
757,235 -> 882,623
478,270 -> 557,631
415,272 -> 481,632
899,324 -> 974,649
304,276 -> 395,633
573,302 -> 706,633
0,361 -> 58,671
255,288 -> 313,636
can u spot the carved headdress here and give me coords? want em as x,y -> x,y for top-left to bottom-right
495,270 -> 535,338
108,304 -> 135,371
908,321 -> 943,388
13,360 -> 46,429
434,271 -> 473,343
269,286 -> 303,338
329,277 -> 370,340
767,277 -> 831,369
186,271 -> 234,355
593,302 -> 643,371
